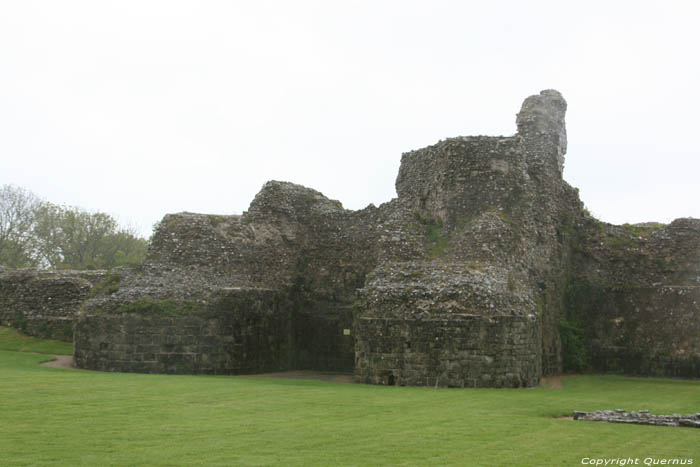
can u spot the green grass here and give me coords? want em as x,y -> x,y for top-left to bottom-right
0,332 -> 699,466
0,326 -> 72,355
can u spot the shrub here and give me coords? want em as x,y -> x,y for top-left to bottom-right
89,272 -> 121,297
559,317 -> 587,373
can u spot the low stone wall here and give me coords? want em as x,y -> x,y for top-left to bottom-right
0,268 -> 106,341
574,410 -> 700,428
74,287 -> 358,374
355,315 -> 541,388
74,288 -> 292,374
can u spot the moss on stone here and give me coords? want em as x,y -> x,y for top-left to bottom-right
425,221 -> 449,258
622,222 -> 664,237
414,211 -> 450,258
89,272 -> 121,298
208,215 -> 227,228
100,298 -> 204,316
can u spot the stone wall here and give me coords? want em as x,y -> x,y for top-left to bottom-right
74,288 -> 293,374
566,284 -> 700,377
74,284 -> 357,374
567,218 -> 700,377
0,268 -> 105,341
355,315 -> 540,388
395,136 -> 524,228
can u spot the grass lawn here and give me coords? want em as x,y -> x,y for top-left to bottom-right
0,326 -> 73,355
0,327 -> 698,466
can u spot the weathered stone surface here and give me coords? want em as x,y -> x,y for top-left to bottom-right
356,315 -> 540,387
516,89 -> 567,174
2,89 -> 697,387
74,288 -> 293,374
359,90 -> 582,383
0,268 -> 106,341
574,410 -> 700,428
567,218 -> 700,377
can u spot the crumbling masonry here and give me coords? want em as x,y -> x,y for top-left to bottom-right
2,90 -> 698,386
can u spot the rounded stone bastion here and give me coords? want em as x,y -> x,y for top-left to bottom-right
74,287 -> 294,374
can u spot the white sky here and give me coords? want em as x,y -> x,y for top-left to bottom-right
1,1 -> 698,237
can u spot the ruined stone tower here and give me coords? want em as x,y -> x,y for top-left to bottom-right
356,90 -> 575,386
6,90 -> 694,386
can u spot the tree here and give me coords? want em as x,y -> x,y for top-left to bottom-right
107,230 -> 148,267
0,185 -> 148,270
0,185 -> 40,268
33,204 -> 147,269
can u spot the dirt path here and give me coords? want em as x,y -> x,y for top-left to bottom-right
40,359 -> 563,387
540,375 -> 564,389
240,371 -> 355,384
39,357 -> 354,382
40,354 -> 79,369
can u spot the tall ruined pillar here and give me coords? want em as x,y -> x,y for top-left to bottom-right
516,89 -> 568,176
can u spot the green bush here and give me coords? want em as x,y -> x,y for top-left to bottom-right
560,281 -> 603,373
559,317 -> 587,372
89,272 -> 121,297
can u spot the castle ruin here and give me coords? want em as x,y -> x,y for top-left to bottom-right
2,90 -> 699,386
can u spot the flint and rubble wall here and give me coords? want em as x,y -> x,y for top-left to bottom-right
571,284 -> 700,377
0,268 -> 106,341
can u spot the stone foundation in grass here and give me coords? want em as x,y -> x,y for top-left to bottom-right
573,410 -> 700,428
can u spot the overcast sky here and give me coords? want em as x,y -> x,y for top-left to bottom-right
1,1 -> 698,237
